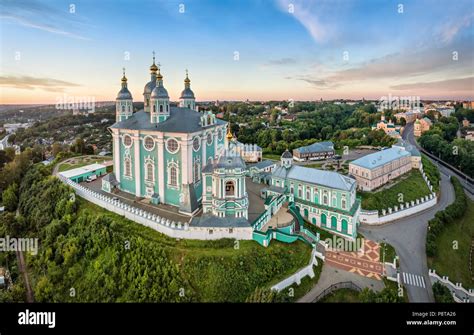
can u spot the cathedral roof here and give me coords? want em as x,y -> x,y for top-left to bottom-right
143,77 -> 156,95
116,87 -> 132,100
110,108 -> 226,133
180,87 -> 195,99
281,150 -> 293,158
215,150 -> 246,169
151,85 -> 169,99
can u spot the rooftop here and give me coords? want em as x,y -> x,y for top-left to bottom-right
59,163 -> 106,179
350,147 -> 411,169
110,108 -> 226,133
294,141 -> 334,154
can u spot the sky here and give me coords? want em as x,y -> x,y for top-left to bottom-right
0,0 -> 473,104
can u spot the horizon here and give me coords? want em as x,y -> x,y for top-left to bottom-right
1,0 -> 473,104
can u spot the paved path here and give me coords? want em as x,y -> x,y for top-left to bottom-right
298,264 -> 384,302
325,239 -> 384,280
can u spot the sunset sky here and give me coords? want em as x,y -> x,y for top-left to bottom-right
0,0 -> 473,104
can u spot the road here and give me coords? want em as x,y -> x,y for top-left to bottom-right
359,171 -> 454,302
357,122 -> 457,302
404,122 -> 473,200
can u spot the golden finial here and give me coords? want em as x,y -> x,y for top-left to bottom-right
150,51 -> 158,73
157,62 -> 163,80
121,67 -> 127,82
184,69 -> 190,82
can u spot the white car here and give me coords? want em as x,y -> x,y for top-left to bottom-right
86,175 -> 97,182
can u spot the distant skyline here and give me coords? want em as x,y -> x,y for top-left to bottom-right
0,0 -> 473,104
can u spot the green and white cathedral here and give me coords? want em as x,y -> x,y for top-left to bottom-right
107,56 -> 248,218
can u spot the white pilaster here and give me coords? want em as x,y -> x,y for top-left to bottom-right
133,134 -> 141,197
112,131 -> 121,182
157,133 -> 165,200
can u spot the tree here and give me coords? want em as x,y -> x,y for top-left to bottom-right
2,183 -> 18,212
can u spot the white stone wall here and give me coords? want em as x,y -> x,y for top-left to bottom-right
59,176 -> 253,240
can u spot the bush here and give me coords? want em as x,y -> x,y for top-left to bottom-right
432,282 -> 454,303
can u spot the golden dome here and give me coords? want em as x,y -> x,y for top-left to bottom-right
226,126 -> 233,141
150,63 -> 158,73
157,67 -> 163,80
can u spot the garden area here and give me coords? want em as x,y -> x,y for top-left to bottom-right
8,163 -> 313,303
360,170 -> 431,212
57,155 -> 112,172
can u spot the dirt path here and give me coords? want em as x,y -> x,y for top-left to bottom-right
16,250 -> 34,302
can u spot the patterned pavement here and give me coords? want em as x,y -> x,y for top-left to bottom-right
325,239 -> 384,280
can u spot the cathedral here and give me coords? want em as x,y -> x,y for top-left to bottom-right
106,55 -> 248,218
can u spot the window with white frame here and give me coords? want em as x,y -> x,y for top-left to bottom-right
193,137 -> 201,151
124,157 -> 132,177
206,132 -> 213,145
166,138 -> 179,154
123,134 -> 132,148
143,136 -> 155,151
145,162 -> 154,182
167,161 -> 179,187
194,159 -> 201,182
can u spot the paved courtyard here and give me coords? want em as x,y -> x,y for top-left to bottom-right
325,239 -> 384,280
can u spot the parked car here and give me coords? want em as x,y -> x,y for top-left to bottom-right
86,175 -> 97,182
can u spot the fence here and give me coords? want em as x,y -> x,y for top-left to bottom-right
60,176 -> 253,240
271,247 -> 319,292
312,281 -> 362,302
428,269 -> 474,303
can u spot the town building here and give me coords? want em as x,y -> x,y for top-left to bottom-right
372,113 -> 401,139
292,141 -> 335,162
265,150 -> 360,240
230,136 -> 262,162
394,110 -> 422,123
349,140 -> 421,191
414,117 -> 432,137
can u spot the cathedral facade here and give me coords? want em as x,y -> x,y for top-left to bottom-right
107,56 -> 244,217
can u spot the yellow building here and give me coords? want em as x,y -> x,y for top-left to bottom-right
414,117 -> 432,137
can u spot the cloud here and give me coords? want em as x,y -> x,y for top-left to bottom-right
266,58 -> 297,66
285,75 -> 339,89
390,77 -> 474,91
276,0 -> 329,42
0,75 -> 80,92
0,0 -> 90,40
439,13 -> 474,44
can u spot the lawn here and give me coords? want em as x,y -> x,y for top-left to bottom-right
379,242 -> 397,264
58,155 -> 112,172
77,198 -> 312,301
280,261 -> 323,302
262,153 -> 281,161
421,154 -> 440,193
360,170 -> 431,212
305,162 -> 325,169
318,288 -> 361,303
428,199 -> 474,288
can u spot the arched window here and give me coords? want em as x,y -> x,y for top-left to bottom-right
331,216 -> 337,229
342,198 -> 347,209
306,189 -> 310,200
153,105 -> 156,113
124,158 -> 131,177
194,160 -> 200,182
159,105 -> 163,113
323,195 -> 328,205
225,181 -> 235,196
207,115 -> 211,125
169,166 -> 177,186
207,156 -> 213,166
146,163 -> 153,182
